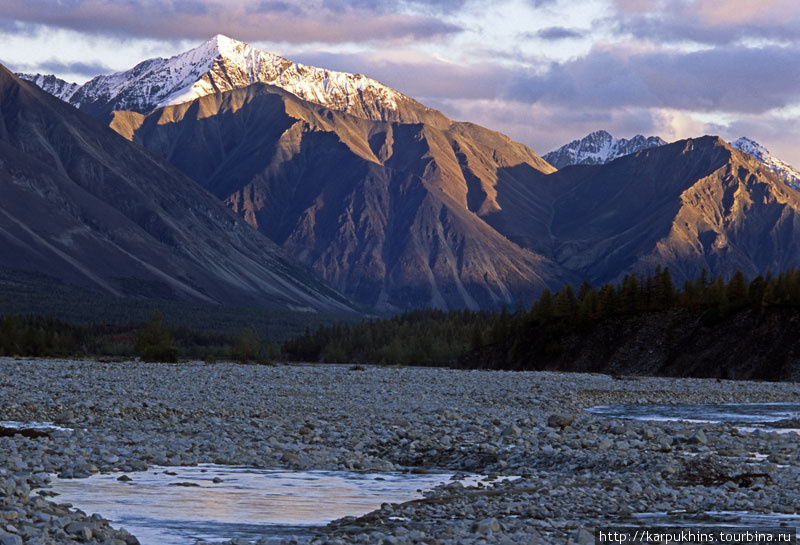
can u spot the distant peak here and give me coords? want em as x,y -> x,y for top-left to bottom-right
210,34 -> 244,50
195,33 -> 249,58
731,136 -> 767,153
730,136 -> 800,190
588,129 -> 612,139
16,33 -> 440,125
210,33 -> 235,43
730,136 -> 770,158
543,129 -> 667,169
202,34 -> 241,47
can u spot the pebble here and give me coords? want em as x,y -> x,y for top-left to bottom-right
0,358 -> 799,545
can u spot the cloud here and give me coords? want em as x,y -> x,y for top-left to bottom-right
706,114 -> 800,167
321,0 -> 471,13
506,44 -> 800,114
612,0 -> 800,45
0,0 -> 462,44
290,50 -> 512,100
13,59 -> 113,78
533,26 -> 585,41
428,98 -> 673,154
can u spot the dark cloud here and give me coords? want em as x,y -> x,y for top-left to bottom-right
618,16 -> 800,45
533,26 -> 584,40
506,45 -> 800,114
427,97 -> 667,159
290,50 -> 509,100
612,0 -> 800,45
707,116 -> 800,167
322,0 -> 469,13
18,59 -> 113,77
0,0 -> 462,44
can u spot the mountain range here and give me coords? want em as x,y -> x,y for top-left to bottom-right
542,130 -> 667,169
0,64 -> 355,314
11,34 -> 800,312
545,130 -> 800,194
17,34 -> 447,126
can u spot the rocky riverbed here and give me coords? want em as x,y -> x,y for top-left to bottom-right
1,357 -> 799,545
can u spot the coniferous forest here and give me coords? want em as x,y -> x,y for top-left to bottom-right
4,267 -> 800,379
283,267 -> 800,380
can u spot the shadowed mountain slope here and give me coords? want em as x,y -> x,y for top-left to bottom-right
540,137 -> 800,285
111,83 -> 564,311
0,65 -> 356,313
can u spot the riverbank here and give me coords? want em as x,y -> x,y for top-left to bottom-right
1,358 -> 798,544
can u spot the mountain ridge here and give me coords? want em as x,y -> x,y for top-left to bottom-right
542,130 -> 667,169
730,137 -> 800,190
113,82 -> 564,311
17,34 -> 449,127
16,39 -> 800,312
0,64 -> 356,314
540,135 -> 800,285
546,130 -> 800,193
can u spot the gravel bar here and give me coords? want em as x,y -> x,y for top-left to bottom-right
1,357 -> 799,545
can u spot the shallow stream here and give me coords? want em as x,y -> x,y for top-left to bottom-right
49,464 -> 481,544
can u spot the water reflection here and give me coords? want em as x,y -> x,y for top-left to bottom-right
50,465 -> 475,545
627,511 -> 800,537
587,403 -> 800,427
0,420 -> 72,431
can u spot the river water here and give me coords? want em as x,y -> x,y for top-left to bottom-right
586,402 -> 800,428
49,464 -> 481,544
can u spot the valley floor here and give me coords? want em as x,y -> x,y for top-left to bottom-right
1,359 -> 799,544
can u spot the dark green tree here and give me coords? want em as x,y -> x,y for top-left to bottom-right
654,267 -> 676,309
748,275 -> 766,306
708,276 -> 729,306
727,270 -> 749,304
230,326 -> 263,363
135,310 -> 177,362
621,274 -> 641,311
553,284 -> 578,318
469,323 -> 484,351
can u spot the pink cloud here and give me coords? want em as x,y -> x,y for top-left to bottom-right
613,0 -> 800,44
0,0 -> 462,44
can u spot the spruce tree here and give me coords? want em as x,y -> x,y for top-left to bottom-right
727,270 -> 749,304
230,326 -> 263,363
136,310 -> 178,362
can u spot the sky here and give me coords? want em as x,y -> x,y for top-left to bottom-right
1,0 -> 798,164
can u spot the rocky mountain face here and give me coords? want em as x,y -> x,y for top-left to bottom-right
547,131 -> 800,193
17,34 -> 447,126
0,65 -> 356,313
536,136 -> 800,285
15,73 -> 80,102
98,43 -> 800,309
18,36 -> 800,312
112,83 -> 564,311
542,130 -> 667,169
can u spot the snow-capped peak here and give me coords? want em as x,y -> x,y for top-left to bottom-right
18,34 -> 420,123
730,137 -> 800,190
543,130 -> 667,169
16,73 -> 81,102
543,131 -> 800,192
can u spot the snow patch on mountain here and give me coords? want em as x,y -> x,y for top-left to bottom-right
542,130 -> 667,169
545,131 -> 800,192
19,35 -> 415,121
730,137 -> 800,190
16,73 -> 81,102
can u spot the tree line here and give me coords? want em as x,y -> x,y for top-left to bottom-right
0,311 -> 277,363
5,267 -> 800,365
282,267 -> 800,365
